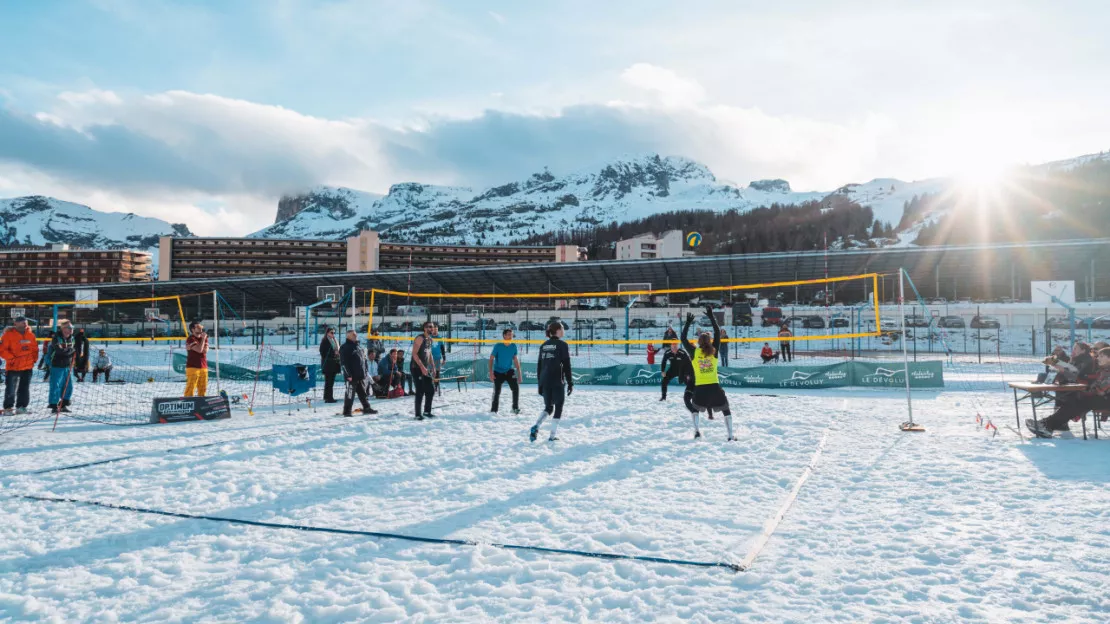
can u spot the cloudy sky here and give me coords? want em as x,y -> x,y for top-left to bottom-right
2,0 -> 1108,235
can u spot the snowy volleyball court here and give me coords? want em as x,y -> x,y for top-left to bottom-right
2,373 -> 1107,622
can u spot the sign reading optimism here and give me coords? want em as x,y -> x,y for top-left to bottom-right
438,359 -> 944,390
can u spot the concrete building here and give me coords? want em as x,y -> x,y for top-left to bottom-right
159,232 -> 584,281
0,244 -> 151,286
158,237 -> 347,281
615,230 -> 688,260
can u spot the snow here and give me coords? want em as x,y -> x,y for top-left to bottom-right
2,350 -> 1108,621
0,196 -> 184,250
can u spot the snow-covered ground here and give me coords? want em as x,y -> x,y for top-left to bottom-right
1,381 -> 1107,622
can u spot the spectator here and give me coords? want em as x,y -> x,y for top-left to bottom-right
719,329 -> 729,367
184,322 -> 209,397
646,343 -> 658,365
339,329 -> 376,417
366,327 -> 384,361
1029,347 -> 1110,436
663,324 -> 678,346
319,326 -> 342,404
47,321 -> 77,412
92,349 -> 113,383
73,328 -> 90,382
778,324 -> 794,362
37,330 -> 53,382
1093,341 -> 1109,353
377,349 -> 403,395
489,329 -> 522,414
1,316 -> 39,415
760,342 -> 779,364
1051,345 -> 1071,364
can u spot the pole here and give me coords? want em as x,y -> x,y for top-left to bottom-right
213,290 -> 221,394
899,269 -> 915,428
351,286 -> 357,333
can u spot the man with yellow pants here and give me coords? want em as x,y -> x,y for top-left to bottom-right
184,322 -> 209,397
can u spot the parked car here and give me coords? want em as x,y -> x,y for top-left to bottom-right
732,303 -> 753,327
970,315 -> 1001,329
761,307 -> 784,327
929,298 -> 948,305
595,318 -> 617,330
629,318 -> 656,329
496,321 -> 517,332
802,316 -> 826,329
904,315 -> 931,328
937,316 -> 965,328
782,316 -> 805,327
518,320 -> 545,331
830,317 -> 850,328
1046,317 -> 1086,329
879,319 -> 900,332
1090,317 -> 1110,330
546,317 -> 570,331
572,318 -> 595,329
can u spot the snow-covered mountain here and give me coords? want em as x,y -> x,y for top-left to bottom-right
252,154 -> 942,245
0,196 -> 191,249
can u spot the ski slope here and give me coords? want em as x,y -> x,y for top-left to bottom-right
1,385 -> 1107,622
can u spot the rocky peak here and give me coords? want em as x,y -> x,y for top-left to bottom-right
748,179 -> 792,193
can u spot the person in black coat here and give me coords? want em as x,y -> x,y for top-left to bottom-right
319,327 -> 342,403
73,328 -> 90,382
659,342 -> 691,401
338,330 -> 377,417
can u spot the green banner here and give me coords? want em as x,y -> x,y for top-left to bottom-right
437,359 -> 944,390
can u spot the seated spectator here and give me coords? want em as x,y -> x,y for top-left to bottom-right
1051,345 -> 1071,364
376,349 -> 404,397
1028,347 -> 1110,436
396,349 -> 413,393
760,342 -> 779,364
92,349 -> 113,383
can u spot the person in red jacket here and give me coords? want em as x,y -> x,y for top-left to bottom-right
646,343 -> 658,365
760,342 -> 779,364
1,316 -> 40,414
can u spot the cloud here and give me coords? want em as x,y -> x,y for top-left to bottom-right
0,69 -> 898,234
620,63 -> 705,107
488,10 -> 506,25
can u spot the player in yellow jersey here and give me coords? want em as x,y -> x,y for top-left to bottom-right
680,306 -> 735,441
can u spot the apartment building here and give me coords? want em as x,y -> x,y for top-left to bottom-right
0,245 -> 152,286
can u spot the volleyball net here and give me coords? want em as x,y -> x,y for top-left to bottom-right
364,273 -> 885,358
0,295 -> 189,341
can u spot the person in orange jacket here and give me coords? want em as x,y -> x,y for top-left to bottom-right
1,316 -> 40,414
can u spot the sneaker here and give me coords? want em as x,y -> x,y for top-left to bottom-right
343,413 -> 353,418
1025,418 -> 1053,439
547,436 -> 559,442
490,410 -> 499,415
59,405 -> 72,413
659,396 -> 667,401
529,425 -> 539,442
511,408 -> 520,415
366,408 -> 379,415
47,404 -> 57,411
15,408 -> 27,415
423,412 -> 435,419
694,430 -> 702,439
727,436 -> 737,442
2,408 -> 13,416
415,414 -> 425,421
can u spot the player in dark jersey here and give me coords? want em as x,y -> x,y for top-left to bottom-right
659,342 -> 691,401
530,321 -> 574,442
410,321 -> 438,421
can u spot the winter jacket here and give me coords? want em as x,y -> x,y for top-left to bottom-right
0,326 -> 39,371
319,336 -> 342,374
49,332 -> 76,368
760,346 -> 774,359
339,339 -> 368,380
93,354 -> 113,370
1085,366 -> 1110,397
74,332 -> 90,360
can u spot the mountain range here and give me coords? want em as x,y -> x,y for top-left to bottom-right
249,155 -> 947,245
2,151 -> 1108,259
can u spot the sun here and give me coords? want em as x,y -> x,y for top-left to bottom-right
955,160 -> 1011,194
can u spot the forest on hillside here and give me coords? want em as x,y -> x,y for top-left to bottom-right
511,196 -> 893,259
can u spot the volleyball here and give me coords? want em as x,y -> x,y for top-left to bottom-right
686,231 -> 703,248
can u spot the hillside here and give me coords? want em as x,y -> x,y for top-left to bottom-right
0,196 -> 191,250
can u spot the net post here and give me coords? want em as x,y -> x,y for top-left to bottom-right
899,268 -> 916,430
213,290 -> 221,394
